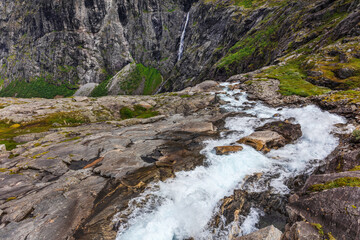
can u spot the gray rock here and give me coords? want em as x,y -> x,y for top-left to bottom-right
236,225 -> 282,240
0,91 -> 221,239
0,144 -> 6,153
74,83 -> 99,97
287,186 -> 360,240
333,67 -> 355,79
238,131 -> 286,153
283,221 -> 322,240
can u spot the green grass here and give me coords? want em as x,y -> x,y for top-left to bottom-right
309,177 -> 360,192
120,105 -> 159,120
0,77 -> 77,99
90,78 -> 111,97
257,60 -> 331,97
91,64 -> 163,96
120,64 -> 163,95
217,24 -> 280,75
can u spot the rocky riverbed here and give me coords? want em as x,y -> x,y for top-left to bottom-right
0,78 -> 359,240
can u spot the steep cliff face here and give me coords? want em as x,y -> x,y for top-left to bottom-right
0,0 -> 359,97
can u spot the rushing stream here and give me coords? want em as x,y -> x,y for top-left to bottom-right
114,83 -> 346,240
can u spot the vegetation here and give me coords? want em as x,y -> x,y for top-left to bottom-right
309,177 -> 360,192
217,24 -> 279,74
0,112 -> 90,150
311,223 -> 324,236
352,129 -> 360,142
257,60 -> 331,97
323,90 -> 360,104
119,64 -> 163,95
90,78 -> 111,97
120,105 -> 159,119
0,77 -> 77,99
349,165 -> 360,171
90,64 -> 162,97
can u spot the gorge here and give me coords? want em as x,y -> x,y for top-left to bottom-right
0,0 -> 360,240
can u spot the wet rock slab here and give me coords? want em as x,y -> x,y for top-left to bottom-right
214,145 -> 243,155
237,120 -> 302,153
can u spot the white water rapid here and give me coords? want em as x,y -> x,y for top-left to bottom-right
114,83 -> 346,240
177,12 -> 190,61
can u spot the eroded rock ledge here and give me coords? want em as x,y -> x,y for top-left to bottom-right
0,83 -> 225,240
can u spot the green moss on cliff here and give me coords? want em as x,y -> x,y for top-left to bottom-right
309,177 -> 360,192
0,78 -> 77,99
257,60 -> 331,97
90,78 -> 111,97
217,24 -> 279,74
119,64 -> 163,95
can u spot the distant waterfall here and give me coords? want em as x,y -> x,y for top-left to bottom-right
177,12 -> 190,61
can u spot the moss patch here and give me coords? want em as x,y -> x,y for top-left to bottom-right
257,60 -> 331,97
0,112 -> 90,150
349,165 -> 360,171
309,177 -> 360,192
120,105 -> 159,120
323,90 -> 360,104
217,24 -> 280,75
119,64 -> 163,95
90,78 -> 111,97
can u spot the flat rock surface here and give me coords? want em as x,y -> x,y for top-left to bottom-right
0,90 -> 222,240
238,130 -> 286,153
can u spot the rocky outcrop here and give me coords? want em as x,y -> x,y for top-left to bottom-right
282,221 -> 322,240
1,0 -> 359,97
238,121 -> 302,153
236,225 -> 282,240
214,145 -> 243,155
255,121 -> 302,144
0,87 -> 224,239
238,131 -> 287,153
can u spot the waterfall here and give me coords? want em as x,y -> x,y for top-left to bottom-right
177,12 -> 190,61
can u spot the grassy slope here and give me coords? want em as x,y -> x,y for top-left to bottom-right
0,78 -> 77,99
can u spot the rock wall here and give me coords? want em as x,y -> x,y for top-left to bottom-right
0,0 -> 359,95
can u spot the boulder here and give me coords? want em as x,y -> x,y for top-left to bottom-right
255,121 -> 302,143
237,131 -> 286,153
287,185 -> 360,240
235,225 -> 282,240
301,171 -> 360,193
282,221 -> 322,240
179,80 -> 221,94
74,83 -> 99,96
333,67 -> 355,79
0,144 -> 6,153
214,146 -> 243,155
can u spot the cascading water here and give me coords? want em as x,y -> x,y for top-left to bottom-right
177,12 -> 190,61
114,83 -> 347,240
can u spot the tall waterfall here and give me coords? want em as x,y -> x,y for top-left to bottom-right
177,12 -> 190,61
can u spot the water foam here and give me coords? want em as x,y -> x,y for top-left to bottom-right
114,84 -> 346,240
